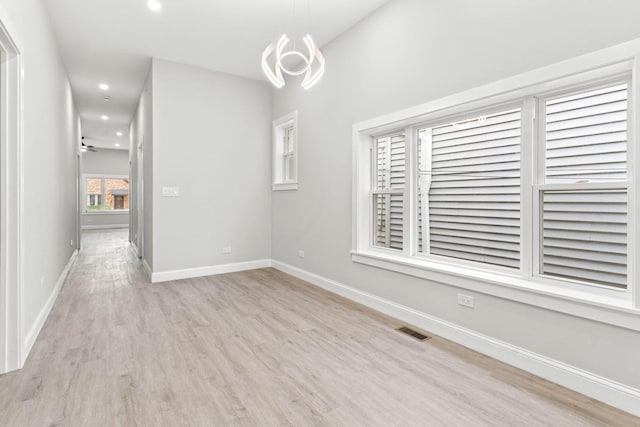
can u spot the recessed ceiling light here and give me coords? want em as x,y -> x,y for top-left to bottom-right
115,143 -> 121,147
116,132 -> 123,137
148,0 -> 162,12
103,96 -> 112,102
101,115 -> 109,120
99,83 -> 109,91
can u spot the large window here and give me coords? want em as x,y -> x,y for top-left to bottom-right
353,54 -> 639,319
84,175 -> 129,212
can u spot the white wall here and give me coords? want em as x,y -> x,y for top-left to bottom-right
0,0 -> 79,368
151,59 -> 271,274
81,149 -> 129,230
271,0 -> 640,392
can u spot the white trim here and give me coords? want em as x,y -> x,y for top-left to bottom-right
270,260 -> 640,417
272,182 -> 298,191
0,6 -> 23,374
21,250 -> 77,366
82,224 -> 129,231
150,259 -> 272,283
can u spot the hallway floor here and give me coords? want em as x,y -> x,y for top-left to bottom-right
0,230 -> 637,426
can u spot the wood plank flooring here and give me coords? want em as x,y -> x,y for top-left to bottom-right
0,229 -> 638,426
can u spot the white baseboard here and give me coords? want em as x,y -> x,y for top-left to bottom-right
82,224 -> 128,230
142,258 -> 152,282
151,259 -> 272,283
21,250 -> 78,366
271,260 -> 640,417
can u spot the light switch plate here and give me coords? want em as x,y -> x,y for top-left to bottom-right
162,186 -> 180,197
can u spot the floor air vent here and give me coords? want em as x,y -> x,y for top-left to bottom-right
397,326 -> 431,341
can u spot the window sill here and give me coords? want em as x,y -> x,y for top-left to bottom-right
272,182 -> 298,191
83,210 -> 129,215
351,250 -> 640,332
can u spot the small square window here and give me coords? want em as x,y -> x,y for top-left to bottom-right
272,111 -> 298,191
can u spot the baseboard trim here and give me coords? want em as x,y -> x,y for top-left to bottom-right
21,250 -> 78,366
271,260 -> 640,417
82,224 -> 128,230
151,259 -> 272,283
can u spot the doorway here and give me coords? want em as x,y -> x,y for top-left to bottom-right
0,15 -> 23,373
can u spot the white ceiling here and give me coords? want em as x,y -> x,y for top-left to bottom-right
43,0 -> 390,150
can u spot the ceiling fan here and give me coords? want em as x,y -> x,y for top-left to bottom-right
81,137 -> 97,152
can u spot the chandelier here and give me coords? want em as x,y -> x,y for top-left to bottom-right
262,33 -> 325,90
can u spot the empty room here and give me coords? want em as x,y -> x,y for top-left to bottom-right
1,0 -> 640,425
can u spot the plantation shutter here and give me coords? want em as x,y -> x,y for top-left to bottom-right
542,83 -> 628,289
426,108 -> 522,268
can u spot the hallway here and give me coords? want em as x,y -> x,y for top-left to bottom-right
0,230 -> 636,426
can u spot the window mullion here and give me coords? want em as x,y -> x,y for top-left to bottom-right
101,178 -> 106,210
532,97 -> 546,278
521,97 -> 536,279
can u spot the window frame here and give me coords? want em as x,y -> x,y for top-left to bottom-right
83,173 -> 130,214
352,41 -> 640,331
272,111 -> 299,191
533,77 -> 631,290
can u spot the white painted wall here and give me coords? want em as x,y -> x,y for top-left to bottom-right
81,149 -> 129,230
0,0 -> 79,369
151,59 -> 271,274
271,0 -> 640,391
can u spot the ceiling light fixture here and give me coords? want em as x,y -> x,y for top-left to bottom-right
261,1 -> 324,90
101,115 -> 109,121
262,34 -> 325,90
147,0 -> 162,12
99,83 -> 109,91
116,132 -> 123,137
115,143 -> 121,147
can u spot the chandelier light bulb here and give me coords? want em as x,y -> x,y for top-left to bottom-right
262,34 -> 325,89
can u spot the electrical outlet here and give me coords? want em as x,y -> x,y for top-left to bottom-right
457,293 -> 474,308
40,276 -> 45,289
70,239 -> 74,247
222,247 -> 232,254
298,250 -> 305,258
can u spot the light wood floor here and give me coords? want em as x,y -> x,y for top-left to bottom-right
0,230 -> 637,426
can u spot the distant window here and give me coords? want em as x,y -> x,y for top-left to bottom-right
272,111 -> 298,191
84,175 -> 129,212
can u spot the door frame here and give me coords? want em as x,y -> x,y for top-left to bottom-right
0,10 -> 23,373
137,137 -> 144,259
